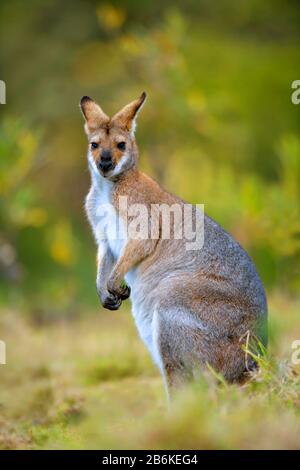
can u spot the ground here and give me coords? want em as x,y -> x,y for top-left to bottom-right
0,292 -> 300,450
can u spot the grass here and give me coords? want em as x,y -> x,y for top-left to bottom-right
0,292 -> 300,450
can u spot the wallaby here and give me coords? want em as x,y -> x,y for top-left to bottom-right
80,92 -> 267,393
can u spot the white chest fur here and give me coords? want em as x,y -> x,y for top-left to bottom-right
86,156 -> 159,370
85,155 -> 127,259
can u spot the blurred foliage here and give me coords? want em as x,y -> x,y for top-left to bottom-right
0,0 -> 300,452
0,0 -> 300,316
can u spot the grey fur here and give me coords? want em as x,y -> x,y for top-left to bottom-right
85,172 -> 267,391
82,97 -> 267,394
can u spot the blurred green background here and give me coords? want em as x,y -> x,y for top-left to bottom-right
0,0 -> 299,318
1,0 -> 300,451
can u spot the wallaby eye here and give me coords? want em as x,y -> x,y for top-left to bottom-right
91,142 -> 99,149
117,141 -> 126,151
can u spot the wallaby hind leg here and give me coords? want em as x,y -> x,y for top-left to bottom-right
154,308 -> 206,396
154,306 -> 257,395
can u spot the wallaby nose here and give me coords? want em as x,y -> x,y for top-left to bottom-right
98,149 -> 113,172
101,149 -> 112,162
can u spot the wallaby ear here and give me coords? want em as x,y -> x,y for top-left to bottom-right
111,92 -> 147,133
79,96 -> 109,133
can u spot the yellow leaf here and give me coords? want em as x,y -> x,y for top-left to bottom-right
96,4 -> 126,30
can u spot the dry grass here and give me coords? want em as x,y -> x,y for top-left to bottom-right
0,292 -> 299,449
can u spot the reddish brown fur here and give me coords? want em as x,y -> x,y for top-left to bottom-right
80,92 -> 267,393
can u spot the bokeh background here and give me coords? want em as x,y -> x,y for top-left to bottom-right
0,0 -> 300,450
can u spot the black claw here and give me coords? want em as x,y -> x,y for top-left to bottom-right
103,301 -> 121,311
100,292 -> 122,311
119,285 -> 131,300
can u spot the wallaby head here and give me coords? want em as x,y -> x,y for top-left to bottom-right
80,92 -> 146,180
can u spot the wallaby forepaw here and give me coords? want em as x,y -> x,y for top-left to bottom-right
99,290 -> 122,311
107,279 -> 131,300
119,284 -> 131,300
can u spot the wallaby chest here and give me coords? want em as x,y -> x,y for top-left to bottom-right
86,179 -> 127,260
